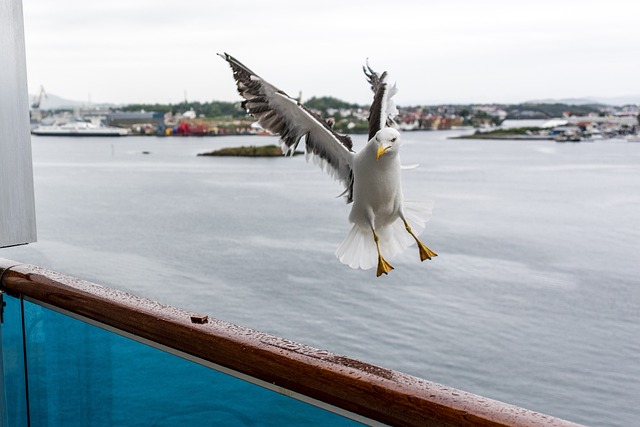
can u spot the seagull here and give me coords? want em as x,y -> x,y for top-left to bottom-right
218,53 -> 436,276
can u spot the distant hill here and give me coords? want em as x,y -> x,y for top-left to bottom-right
28,93 -> 82,110
30,92 -> 640,111
526,95 -> 640,106
27,92 -> 120,110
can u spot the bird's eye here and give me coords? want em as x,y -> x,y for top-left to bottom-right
391,137 -> 397,142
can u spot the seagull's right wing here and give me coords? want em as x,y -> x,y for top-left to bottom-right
219,53 -> 355,202
363,60 -> 399,141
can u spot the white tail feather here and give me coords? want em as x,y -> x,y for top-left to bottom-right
335,224 -> 377,270
335,200 -> 434,270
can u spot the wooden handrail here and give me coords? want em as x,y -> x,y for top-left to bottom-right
0,258 -> 582,427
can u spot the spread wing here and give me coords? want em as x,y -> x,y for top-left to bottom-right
363,60 -> 399,141
218,53 -> 355,202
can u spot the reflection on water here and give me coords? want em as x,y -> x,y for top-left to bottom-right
4,131 -> 640,427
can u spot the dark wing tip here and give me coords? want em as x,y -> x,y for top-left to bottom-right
363,59 -> 388,94
217,52 -> 233,62
363,60 -> 398,140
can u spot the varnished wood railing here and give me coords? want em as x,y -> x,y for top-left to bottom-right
0,258 -> 582,427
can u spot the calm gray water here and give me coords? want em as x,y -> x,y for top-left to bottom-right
4,130 -> 639,426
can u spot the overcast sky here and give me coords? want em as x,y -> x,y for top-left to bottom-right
21,0 -> 639,106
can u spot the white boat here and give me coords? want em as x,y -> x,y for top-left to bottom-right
31,121 -> 129,137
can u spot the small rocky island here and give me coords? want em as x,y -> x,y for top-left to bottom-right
198,145 -> 303,157
454,127 -> 553,140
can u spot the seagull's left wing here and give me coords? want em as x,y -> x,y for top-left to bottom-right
363,60 -> 399,141
218,53 -> 355,202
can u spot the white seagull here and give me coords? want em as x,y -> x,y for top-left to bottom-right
218,53 -> 436,276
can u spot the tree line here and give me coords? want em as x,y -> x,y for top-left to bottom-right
119,98 -> 618,122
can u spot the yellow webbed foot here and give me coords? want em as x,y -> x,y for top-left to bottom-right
417,241 -> 438,261
403,220 -> 437,262
371,226 -> 394,277
376,255 -> 394,277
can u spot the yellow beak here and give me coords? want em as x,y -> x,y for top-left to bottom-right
376,145 -> 391,160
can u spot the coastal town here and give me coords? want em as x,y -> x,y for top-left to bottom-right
29,89 -> 640,142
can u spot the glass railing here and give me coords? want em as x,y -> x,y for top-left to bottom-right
1,294 -> 360,426
0,258 -> 582,426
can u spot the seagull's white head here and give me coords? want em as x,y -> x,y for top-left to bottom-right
375,128 -> 401,160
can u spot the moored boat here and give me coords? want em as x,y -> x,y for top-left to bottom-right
32,120 -> 129,136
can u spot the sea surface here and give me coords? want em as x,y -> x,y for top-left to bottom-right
3,130 -> 639,426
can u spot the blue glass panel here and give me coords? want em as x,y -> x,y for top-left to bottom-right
3,295 -> 361,426
1,294 -> 28,427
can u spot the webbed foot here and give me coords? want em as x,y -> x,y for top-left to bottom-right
376,255 -> 394,277
416,240 -> 438,261
404,221 -> 437,262
372,227 -> 394,277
